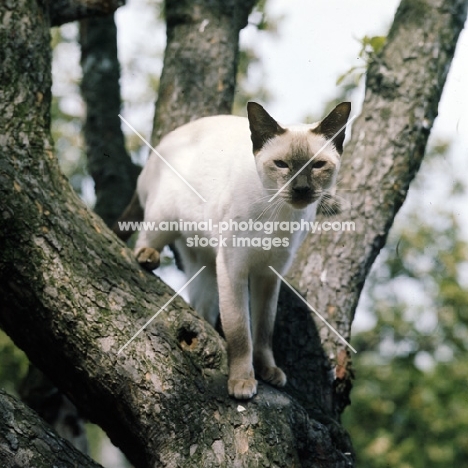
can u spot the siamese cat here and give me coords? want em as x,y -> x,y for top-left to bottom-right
133,102 -> 351,399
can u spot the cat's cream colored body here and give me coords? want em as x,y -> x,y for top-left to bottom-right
135,103 -> 350,399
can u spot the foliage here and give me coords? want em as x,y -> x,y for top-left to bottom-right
343,141 -> 468,467
336,35 -> 386,94
0,330 -> 28,396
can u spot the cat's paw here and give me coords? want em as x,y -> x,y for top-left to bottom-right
257,365 -> 287,388
228,378 -> 258,400
135,247 -> 160,271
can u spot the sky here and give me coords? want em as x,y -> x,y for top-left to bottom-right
241,0 -> 401,121
113,0 -> 468,148
241,0 -> 468,140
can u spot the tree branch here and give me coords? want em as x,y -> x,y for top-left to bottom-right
80,14 -> 140,226
151,0 -> 257,144
3,0 -> 466,464
49,0 -> 125,27
286,0 -> 468,413
0,1 -> 352,466
0,391 -> 103,468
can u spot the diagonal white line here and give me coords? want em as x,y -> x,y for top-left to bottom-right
117,266 -> 206,355
269,266 -> 357,353
118,114 -> 207,202
269,115 -> 357,203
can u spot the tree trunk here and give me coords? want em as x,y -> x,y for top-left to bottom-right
1,0 -> 350,467
16,12 -> 140,455
49,0 -> 124,26
0,390 -> 103,468
151,0 -> 257,144
80,14 -> 141,226
283,0 -> 468,415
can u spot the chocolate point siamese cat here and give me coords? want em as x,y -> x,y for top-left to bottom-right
130,102 -> 351,399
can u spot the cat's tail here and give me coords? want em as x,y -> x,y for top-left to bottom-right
111,192 -> 144,242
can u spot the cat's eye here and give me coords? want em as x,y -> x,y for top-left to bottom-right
312,160 -> 327,169
274,160 -> 289,169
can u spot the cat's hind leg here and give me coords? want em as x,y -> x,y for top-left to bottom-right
177,243 -> 220,327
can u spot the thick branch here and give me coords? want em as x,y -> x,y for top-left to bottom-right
0,1 -> 351,466
0,116 -> 351,467
49,0 -> 125,26
286,0 -> 468,412
0,391 -> 103,468
80,15 -> 140,226
151,0 -> 257,144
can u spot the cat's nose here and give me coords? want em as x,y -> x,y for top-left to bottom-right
292,185 -> 311,195
292,175 -> 311,195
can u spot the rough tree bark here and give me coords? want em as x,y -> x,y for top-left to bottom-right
0,390 -> 103,468
80,14 -> 141,226
151,0 -> 258,144
14,13 -> 135,454
49,0 -> 125,27
1,0 -> 350,467
283,0 -> 468,415
1,0 -> 467,467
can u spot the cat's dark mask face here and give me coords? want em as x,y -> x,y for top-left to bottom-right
264,134 -> 339,209
247,102 -> 351,210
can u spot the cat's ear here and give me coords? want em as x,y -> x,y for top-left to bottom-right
247,102 -> 286,154
313,102 -> 351,155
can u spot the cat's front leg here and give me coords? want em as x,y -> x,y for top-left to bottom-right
250,271 -> 287,388
134,225 -> 176,271
135,246 -> 160,271
216,252 -> 257,399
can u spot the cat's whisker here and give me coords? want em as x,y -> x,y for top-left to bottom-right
322,205 -> 334,217
255,194 -> 276,203
328,193 -> 351,208
255,200 -> 278,221
334,195 -> 352,204
254,193 -> 287,222
270,199 -> 286,224
262,200 -> 279,222
253,190 -> 279,203
317,190 -> 352,217
266,200 -> 282,222
252,194 -> 282,221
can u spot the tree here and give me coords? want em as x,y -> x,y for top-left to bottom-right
1,0 -> 467,466
343,143 -> 468,467
0,390 -> 102,468
285,0 -> 468,415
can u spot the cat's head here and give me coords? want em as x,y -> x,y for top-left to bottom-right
247,101 -> 351,210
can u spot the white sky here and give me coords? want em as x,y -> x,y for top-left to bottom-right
242,0 -> 401,120
115,0 -> 468,145
242,0 -> 468,141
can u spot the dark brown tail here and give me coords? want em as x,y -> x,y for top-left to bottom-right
111,192 -> 144,242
